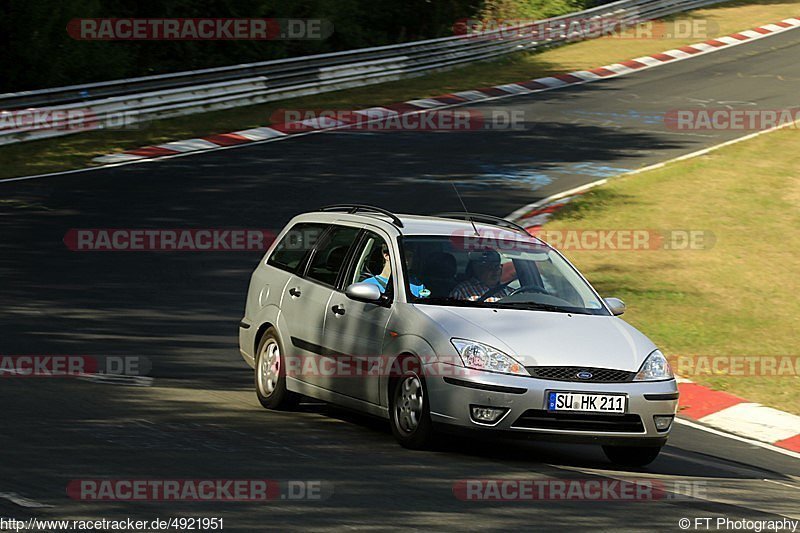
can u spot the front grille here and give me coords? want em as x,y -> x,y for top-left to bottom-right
512,409 -> 645,433
526,366 -> 635,383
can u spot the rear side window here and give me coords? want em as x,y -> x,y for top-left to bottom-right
267,223 -> 327,273
306,225 -> 361,286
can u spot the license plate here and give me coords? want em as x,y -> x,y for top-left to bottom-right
547,391 -> 626,413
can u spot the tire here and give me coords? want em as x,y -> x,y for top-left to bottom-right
602,445 -> 662,467
389,357 -> 435,449
254,327 -> 299,410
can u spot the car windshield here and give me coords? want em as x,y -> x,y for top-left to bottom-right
401,234 -> 609,315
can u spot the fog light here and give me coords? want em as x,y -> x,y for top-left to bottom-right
470,405 -> 508,425
654,415 -> 674,431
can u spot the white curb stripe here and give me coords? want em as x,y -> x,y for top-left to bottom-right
406,98 -> 445,108
676,418 -> 800,460
603,64 -> 635,75
354,107 -> 398,118
716,36 -> 742,45
299,117 -> 345,128
571,71 -> 602,81
234,127 -> 287,141
495,83 -> 532,94
632,56 -> 664,67
156,138 -> 220,152
699,403 -> 800,443
739,30 -> 763,39
451,90 -> 489,101
535,77 -> 569,88
690,43 -> 716,52
662,50 -> 693,60
92,153 -> 148,164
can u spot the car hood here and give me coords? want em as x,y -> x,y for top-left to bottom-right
413,305 -> 657,372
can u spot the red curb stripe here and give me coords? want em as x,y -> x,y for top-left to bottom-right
519,202 -> 569,219
478,87 -> 512,97
620,59 -> 646,69
678,46 -> 702,54
775,21 -> 793,28
268,122 -> 316,134
127,146 -> 180,157
705,39 -> 728,47
651,53 -> 676,62
589,67 -> 616,77
382,102 -> 426,114
517,80 -> 549,90
752,27 -> 772,34
678,383 -> 746,420
434,94 -> 468,105
774,434 -> 800,453
202,133 -> 251,146
553,73 -> 583,84
730,33 -> 750,41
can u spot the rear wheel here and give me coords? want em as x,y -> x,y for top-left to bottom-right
255,328 -> 298,410
389,359 -> 435,449
602,445 -> 662,467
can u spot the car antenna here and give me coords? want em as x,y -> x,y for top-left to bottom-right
452,182 -> 480,237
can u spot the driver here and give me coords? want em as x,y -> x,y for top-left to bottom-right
449,250 -> 512,302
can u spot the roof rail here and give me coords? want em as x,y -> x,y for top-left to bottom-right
319,204 -> 404,228
435,212 -> 529,235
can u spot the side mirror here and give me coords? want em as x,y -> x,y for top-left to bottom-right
345,282 -> 383,303
604,297 -> 626,316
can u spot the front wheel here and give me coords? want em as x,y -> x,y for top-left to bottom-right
254,328 -> 298,410
602,445 -> 662,467
389,360 -> 435,449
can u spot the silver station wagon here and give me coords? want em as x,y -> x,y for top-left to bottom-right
239,205 -> 678,466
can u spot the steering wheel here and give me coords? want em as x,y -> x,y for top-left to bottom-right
508,284 -> 548,296
478,282 -> 549,302
476,281 -> 513,303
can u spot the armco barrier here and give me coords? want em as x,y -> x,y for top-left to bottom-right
0,0 -> 726,145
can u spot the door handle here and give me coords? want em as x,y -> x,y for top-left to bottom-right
288,287 -> 301,297
331,304 -> 346,316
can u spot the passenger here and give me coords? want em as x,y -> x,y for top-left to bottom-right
365,244 -> 430,298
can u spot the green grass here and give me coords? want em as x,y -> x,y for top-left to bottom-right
546,125 -> 800,414
1,0 -> 798,179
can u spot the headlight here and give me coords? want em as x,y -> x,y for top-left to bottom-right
451,339 -> 529,376
634,349 -> 674,381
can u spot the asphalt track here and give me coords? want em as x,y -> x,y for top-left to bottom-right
1,25 -> 799,532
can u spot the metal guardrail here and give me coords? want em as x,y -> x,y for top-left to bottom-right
0,0 -> 725,145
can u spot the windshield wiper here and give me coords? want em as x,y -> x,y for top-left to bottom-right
413,296 -> 494,308
495,302 -> 578,314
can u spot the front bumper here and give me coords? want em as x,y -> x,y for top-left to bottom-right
424,362 -> 678,446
